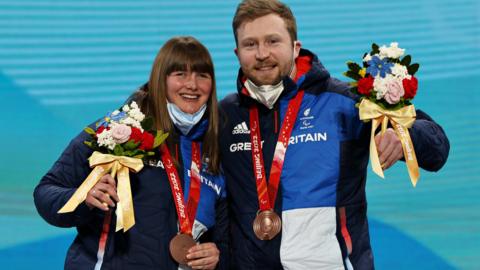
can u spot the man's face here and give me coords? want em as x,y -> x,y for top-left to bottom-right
235,14 -> 300,86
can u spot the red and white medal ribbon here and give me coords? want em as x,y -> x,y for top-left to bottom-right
161,142 -> 202,235
249,90 -> 305,211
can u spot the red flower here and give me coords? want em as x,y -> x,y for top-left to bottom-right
130,127 -> 143,143
140,132 -> 154,150
402,76 -> 418,99
357,76 -> 374,95
96,126 -> 106,135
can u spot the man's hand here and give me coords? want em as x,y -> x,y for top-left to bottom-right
85,174 -> 119,211
186,242 -> 220,270
374,128 -> 404,170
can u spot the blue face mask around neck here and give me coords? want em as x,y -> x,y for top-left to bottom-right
166,102 -> 207,135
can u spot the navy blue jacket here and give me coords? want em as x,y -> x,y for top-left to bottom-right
34,119 -> 228,270
219,49 -> 449,269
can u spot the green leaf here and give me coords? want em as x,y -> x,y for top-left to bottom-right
407,63 -> 420,75
84,127 -> 96,135
349,87 -> 359,95
133,154 -> 144,159
113,144 -> 124,156
153,131 -> 169,148
130,149 -> 142,157
389,57 -> 401,64
371,98 -> 406,111
346,61 -> 361,73
343,71 -> 362,81
400,55 -> 411,66
147,151 -> 155,156
83,141 -> 93,148
141,117 -> 154,131
124,140 -> 140,151
391,102 -> 405,111
371,43 -> 380,54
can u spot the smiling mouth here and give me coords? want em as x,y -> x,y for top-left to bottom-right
255,65 -> 276,71
180,93 -> 200,101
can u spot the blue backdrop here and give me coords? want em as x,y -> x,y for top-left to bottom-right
1,0 -> 479,269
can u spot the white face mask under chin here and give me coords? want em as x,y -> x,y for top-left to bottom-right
244,79 -> 284,109
166,102 -> 207,135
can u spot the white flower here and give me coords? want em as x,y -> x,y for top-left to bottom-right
128,107 -> 145,122
374,76 -> 387,99
120,116 -> 143,132
390,63 -> 411,80
97,129 -> 116,150
130,101 -> 139,109
121,101 -> 144,122
379,42 -> 405,59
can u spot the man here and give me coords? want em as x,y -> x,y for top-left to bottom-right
218,0 -> 449,269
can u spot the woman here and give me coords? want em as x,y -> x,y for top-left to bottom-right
34,36 -> 227,270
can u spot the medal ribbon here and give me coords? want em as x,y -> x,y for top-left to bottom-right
249,90 -> 305,211
161,142 -> 202,235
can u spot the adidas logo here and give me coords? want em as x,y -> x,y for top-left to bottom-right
232,121 -> 250,135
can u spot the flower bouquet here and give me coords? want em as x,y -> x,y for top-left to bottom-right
58,101 -> 168,231
344,42 -> 420,186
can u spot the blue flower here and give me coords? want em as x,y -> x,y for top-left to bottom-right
96,111 -> 127,128
366,56 -> 393,78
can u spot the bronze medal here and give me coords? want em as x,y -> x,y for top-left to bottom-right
253,210 -> 281,240
169,234 -> 196,265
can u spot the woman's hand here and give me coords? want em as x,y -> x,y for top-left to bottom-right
85,174 -> 119,211
186,242 -> 220,270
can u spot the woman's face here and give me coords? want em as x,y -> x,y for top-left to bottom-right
166,69 -> 212,114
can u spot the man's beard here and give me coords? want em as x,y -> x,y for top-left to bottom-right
251,73 -> 282,86
249,58 -> 293,86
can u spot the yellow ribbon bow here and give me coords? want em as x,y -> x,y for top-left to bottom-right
58,151 -> 144,232
358,99 -> 420,187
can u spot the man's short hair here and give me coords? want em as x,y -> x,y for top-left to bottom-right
232,0 -> 297,46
